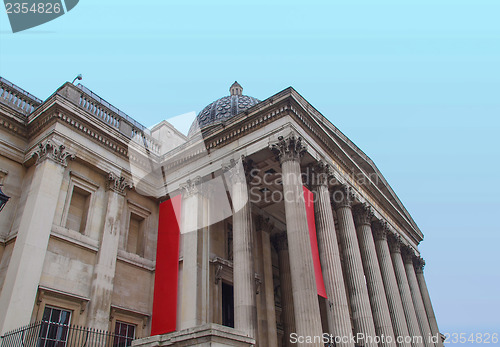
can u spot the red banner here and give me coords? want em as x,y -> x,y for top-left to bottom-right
151,195 -> 182,335
303,186 -> 327,298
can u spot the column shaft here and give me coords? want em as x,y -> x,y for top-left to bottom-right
261,225 -> 279,346
390,239 -> 424,347
403,251 -> 435,347
333,187 -> 378,347
373,223 -> 411,347
313,181 -> 353,346
415,260 -> 442,347
353,206 -> 396,347
232,178 -> 257,338
281,158 -> 323,345
275,234 -> 296,347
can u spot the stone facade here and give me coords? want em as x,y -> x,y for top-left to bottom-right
0,77 -> 442,347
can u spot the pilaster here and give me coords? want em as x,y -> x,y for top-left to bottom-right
87,172 -> 132,329
0,137 -> 74,334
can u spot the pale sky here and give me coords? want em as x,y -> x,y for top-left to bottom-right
1,0 -> 499,342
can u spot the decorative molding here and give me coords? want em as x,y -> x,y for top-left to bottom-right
352,203 -> 374,226
107,171 -> 133,195
269,132 -> 307,165
33,137 -> 75,167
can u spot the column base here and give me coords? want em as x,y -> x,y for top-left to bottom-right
132,324 -> 256,347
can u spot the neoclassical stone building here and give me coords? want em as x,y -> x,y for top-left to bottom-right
0,77 -> 442,347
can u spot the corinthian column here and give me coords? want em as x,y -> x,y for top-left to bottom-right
332,185 -> 377,347
353,204 -> 396,347
273,233 -> 296,347
389,236 -> 424,347
270,134 -> 323,346
179,177 -> 210,329
402,248 -> 435,347
224,157 -> 257,339
0,138 -> 74,334
88,172 -> 133,329
372,221 -> 411,347
310,162 -> 354,346
414,258 -> 442,347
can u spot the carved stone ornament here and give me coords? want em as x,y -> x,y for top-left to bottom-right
33,138 -> 75,167
222,155 -> 255,186
371,220 -> 389,241
179,176 -> 202,198
401,245 -> 417,264
107,172 -> 133,195
331,184 -> 356,209
352,203 -> 374,226
414,256 -> 426,273
308,160 -> 332,188
269,133 -> 307,165
387,233 -> 402,254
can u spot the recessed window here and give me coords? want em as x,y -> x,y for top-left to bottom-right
222,282 -> 234,328
66,186 -> 91,234
113,321 -> 135,347
127,213 -> 145,256
39,306 -> 72,347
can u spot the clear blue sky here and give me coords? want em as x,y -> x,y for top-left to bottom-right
1,0 -> 499,342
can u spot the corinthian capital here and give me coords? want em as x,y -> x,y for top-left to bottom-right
222,155 -> 255,186
307,160 -> 332,188
269,133 -> 307,165
331,184 -> 356,209
414,256 -> 425,273
107,172 -> 133,195
371,220 -> 389,241
352,203 -> 374,226
33,138 -> 75,167
179,176 -> 202,198
401,245 -> 417,264
387,233 -> 402,254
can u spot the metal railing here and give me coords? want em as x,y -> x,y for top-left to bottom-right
0,321 -> 134,347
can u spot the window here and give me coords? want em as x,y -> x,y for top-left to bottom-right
65,186 -> 91,233
221,282 -> 234,328
127,213 -> 144,256
113,321 -> 135,347
39,306 -> 71,347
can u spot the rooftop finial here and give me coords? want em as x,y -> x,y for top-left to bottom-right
230,81 -> 243,96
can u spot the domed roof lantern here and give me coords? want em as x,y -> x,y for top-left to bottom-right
230,81 -> 243,96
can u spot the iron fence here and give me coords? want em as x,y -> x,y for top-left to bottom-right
0,321 -> 134,347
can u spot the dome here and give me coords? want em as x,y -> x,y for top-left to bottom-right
188,82 -> 260,136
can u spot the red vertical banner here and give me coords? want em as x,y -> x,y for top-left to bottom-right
303,186 -> 327,298
151,195 -> 182,335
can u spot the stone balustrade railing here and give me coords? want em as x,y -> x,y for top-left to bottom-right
73,84 -> 162,155
0,77 -> 42,116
